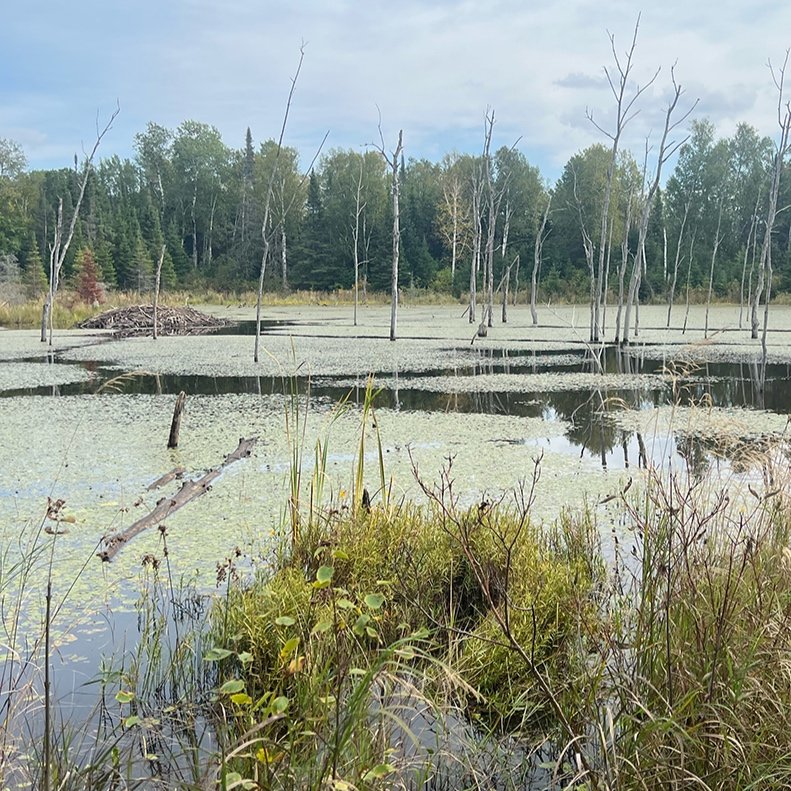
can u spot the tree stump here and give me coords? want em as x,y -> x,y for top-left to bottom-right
168,391 -> 187,449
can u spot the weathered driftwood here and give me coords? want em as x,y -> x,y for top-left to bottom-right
168,391 -> 187,449
78,305 -> 227,336
146,466 -> 185,491
98,437 -> 257,562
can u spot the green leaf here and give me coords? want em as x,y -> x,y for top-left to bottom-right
219,679 -> 245,695
365,626 -> 378,638
395,646 -> 416,660
274,615 -> 296,627
115,690 -> 134,704
336,598 -> 356,610
311,619 -> 333,635
314,565 -> 334,589
204,647 -> 233,661
237,651 -> 253,665
280,636 -> 300,660
364,593 -> 385,610
230,692 -> 253,706
123,715 -> 140,728
271,696 -> 289,714
353,613 -> 371,636
332,549 -> 349,560
363,763 -> 396,781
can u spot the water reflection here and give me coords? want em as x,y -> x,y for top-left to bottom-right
5,341 -> 791,471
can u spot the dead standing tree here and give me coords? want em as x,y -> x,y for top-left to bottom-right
756,52 -> 791,388
254,49 -> 303,363
752,51 -> 791,354
587,16 -> 657,343
372,124 -> 404,342
41,105 -> 119,344
622,69 -> 697,345
529,193 -> 552,325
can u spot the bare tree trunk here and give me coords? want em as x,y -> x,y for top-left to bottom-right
469,172 -> 482,324
501,265 -> 510,323
40,105 -> 118,344
191,184 -> 198,270
623,72 -> 695,345
739,204 -> 759,328
206,193 -> 217,270
587,17 -> 656,343
374,129 -> 404,342
682,230 -> 698,334
153,243 -> 166,340
614,214 -> 630,343
758,56 -> 791,370
704,199 -> 724,338
667,200 -> 689,327
352,160 -> 365,327
281,225 -> 288,290
531,196 -> 551,325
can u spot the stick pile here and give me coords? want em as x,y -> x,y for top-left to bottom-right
78,305 -> 228,336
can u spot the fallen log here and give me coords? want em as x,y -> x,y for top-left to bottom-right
146,466 -> 186,491
98,437 -> 257,562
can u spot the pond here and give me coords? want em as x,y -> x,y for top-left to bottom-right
2,301 -> 790,780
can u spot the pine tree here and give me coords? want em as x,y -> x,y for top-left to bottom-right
131,236 -> 153,292
95,238 -> 117,289
166,222 -> 190,284
74,247 -> 104,303
22,238 -> 48,298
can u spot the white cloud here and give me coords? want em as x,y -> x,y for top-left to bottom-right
2,0 -> 790,181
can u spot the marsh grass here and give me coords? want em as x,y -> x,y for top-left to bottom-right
7,362 -> 791,788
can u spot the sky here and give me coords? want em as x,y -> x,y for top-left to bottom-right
1,0 -> 790,182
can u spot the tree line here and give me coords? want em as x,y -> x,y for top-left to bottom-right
1,114 -> 790,312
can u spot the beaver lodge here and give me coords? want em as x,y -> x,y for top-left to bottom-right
77,305 -> 229,336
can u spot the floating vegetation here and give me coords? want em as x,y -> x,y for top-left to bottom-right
0,361 -> 96,392
0,329 -> 105,362
340,370 -> 670,394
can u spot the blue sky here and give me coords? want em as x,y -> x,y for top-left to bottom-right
2,0 -> 790,182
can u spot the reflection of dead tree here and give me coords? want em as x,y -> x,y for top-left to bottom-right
41,105 -> 119,344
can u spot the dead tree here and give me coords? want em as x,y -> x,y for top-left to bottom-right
468,160 -> 483,324
352,159 -> 365,326
738,194 -> 761,328
41,105 -> 119,344
530,194 -> 552,325
622,70 -> 697,344
254,49 -> 303,363
615,185 -> 639,340
372,125 -> 404,342
666,199 -> 690,327
587,15 -> 657,342
757,52 -> 791,384
152,243 -> 166,340
704,195 -> 726,338
752,51 -> 791,349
